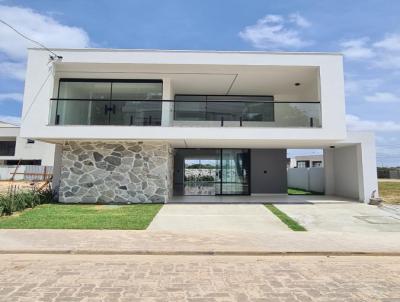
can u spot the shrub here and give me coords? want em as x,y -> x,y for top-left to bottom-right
0,187 -> 55,216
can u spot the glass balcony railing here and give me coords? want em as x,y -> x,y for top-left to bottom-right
49,99 -> 321,128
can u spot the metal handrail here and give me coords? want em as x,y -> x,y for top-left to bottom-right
50,98 -> 320,104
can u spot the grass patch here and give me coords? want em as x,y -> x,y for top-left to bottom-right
0,203 -> 162,230
379,181 -> 400,204
288,187 -> 324,195
265,204 -> 306,231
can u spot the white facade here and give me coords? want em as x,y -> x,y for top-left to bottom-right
19,48 -> 377,203
0,121 -> 55,166
21,49 -> 346,147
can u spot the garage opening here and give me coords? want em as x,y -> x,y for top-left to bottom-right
287,149 -> 325,195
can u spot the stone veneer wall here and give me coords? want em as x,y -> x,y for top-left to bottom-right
59,141 -> 173,203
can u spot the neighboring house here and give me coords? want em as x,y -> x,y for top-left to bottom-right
0,121 -> 55,166
290,155 -> 324,168
20,49 -> 378,203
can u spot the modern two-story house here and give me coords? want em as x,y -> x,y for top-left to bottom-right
20,49 -> 378,203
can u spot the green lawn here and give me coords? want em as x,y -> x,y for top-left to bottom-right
379,181 -> 400,204
288,187 -> 324,195
265,204 -> 306,231
0,204 -> 162,230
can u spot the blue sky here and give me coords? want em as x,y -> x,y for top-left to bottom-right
0,0 -> 399,166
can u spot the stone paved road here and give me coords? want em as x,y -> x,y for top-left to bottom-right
0,254 -> 399,302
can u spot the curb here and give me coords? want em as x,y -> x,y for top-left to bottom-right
1,250 -> 400,256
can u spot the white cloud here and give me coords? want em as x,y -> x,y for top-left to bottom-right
374,34 -> 400,51
341,33 -> 400,69
0,4 -> 92,82
344,75 -> 382,96
340,38 -> 375,59
288,13 -> 311,28
0,92 -> 23,102
239,13 -> 312,50
346,114 -> 400,132
365,92 -> 400,103
0,115 -> 21,125
0,5 -> 91,60
0,61 -> 26,80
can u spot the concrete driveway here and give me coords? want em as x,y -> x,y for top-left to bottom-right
276,203 -> 400,232
148,204 -> 288,232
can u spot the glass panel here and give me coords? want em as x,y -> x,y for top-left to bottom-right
173,149 -> 220,196
274,103 -> 321,127
174,95 -> 275,122
206,96 -> 274,122
243,102 -> 274,121
109,101 -> 162,126
111,82 -> 162,100
55,100 -> 109,125
58,81 -> 111,100
184,158 -> 220,195
174,95 -> 207,121
220,149 -> 250,195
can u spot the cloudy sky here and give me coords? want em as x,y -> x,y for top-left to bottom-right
0,0 -> 399,166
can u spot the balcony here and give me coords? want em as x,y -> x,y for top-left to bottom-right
49,98 -> 321,128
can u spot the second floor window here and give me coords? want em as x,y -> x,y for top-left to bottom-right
0,141 -> 16,156
54,79 -> 163,126
296,160 -> 310,168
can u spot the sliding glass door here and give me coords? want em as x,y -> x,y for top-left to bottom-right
174,148 -> 250,196
220,149 -> 250,195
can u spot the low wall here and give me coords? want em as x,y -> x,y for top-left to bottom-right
0,165 -> 53,181
287,167 -> 324,193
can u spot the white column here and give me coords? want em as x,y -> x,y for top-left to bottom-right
161,78 -> 174,127
357,133 -> 378,202
323,148 -> 335,196
52,143 -> 63,195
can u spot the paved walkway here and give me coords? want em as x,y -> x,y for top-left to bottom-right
0,254 -> 399,302
148,204 -> 288,232
1,229 -> 400,255
276,203 -> 400,232
170,194 -> 355,204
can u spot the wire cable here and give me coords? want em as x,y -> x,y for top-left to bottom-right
0,19 -> 62,58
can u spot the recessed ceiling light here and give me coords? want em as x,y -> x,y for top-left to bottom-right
294,82 -> 301,86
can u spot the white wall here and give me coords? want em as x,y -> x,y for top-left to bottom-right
14,137 -> 56,166
52,144 -> 63,192
287,167 -> 324,192
323,132 -> 378,202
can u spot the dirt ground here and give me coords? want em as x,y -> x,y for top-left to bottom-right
379,178 -> 400,182
0,180 -> 46,194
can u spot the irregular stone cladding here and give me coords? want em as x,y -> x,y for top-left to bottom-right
59,141 -> 172,203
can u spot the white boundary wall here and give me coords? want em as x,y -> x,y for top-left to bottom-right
0,165 -> 53,181
287,167 -> 324,193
